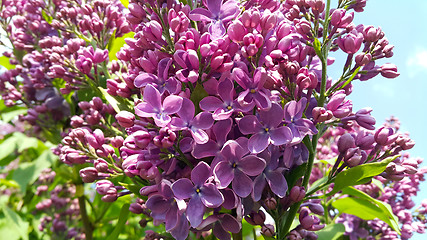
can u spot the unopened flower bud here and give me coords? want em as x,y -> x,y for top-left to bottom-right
337,133 -> 356,153
374,127 -> 397,146
129,202 -> 145,214
261,224 -> 275,237
265,197 -> 277,210
312,107 -> 333,122
330,9 -> 354,28
289,186 -> 306,202
245,210 -> 266,225
133,130 -> 151,149
116,111 -> 136,128
380,63 -> 400,78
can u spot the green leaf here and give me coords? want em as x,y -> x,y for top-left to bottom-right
106,203 -> 130,240
332,196 -> 401,235
98,87 -> 131,113
1,109 -> 27,123
307,176 -> 329,194
108,32 -> 134,61
119,0 -> 129,8
0,56 -> 15,70
316,223 -> 345,240
190,82 -> 208,114
11,150 -> 56,193
15,134 -> 39,152
0,134 -> 18,162
1,206 -> 29,240
313,38 -> 323,60
77,87 -> 94,102
41,10 -> 53,24
118,182 -> 144,199
328,155 -> 398,196
341,187 -> 400,234
0,178 -> 19,188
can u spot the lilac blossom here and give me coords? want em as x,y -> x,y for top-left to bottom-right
171,162 -> 224,227
197,213 -> 242,240
232,67 -> 272,110
239,103 -> 292,153
214,140 -> 266,197
134,84 -> 183,127
189,0 -> 239,39
170,98 -> 214,144
200,78 -> 253,120
174,49 -> 200,83
134,58 -> 181,95
284,98 -> 318,144
252,147 -> 288,201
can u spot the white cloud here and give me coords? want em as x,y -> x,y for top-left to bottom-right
406,47 -> 427,78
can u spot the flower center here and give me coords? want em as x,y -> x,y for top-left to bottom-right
227,105 -> 232,110
232,163 -> 237,168
264,127 -> 269,132
195,188 -> 201,193
250,89 -> 256,93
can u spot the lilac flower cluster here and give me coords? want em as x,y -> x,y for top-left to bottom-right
1,0 -> 423,239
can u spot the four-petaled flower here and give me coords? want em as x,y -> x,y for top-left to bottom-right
171,162 -> 224,228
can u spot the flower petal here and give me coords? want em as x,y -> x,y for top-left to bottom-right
135,102 -> 158,117
192,112 -> 214,130
248,132 -> 269,153
200,96 -> 224,111
232,169 -> 253,197
259,103 -> 284,128
214,161 -> 234,188
170,117 -> 188,130
189,8 -> 214,21
252,174 -> 266,202
238,155 -> 266,176
218,78 -> 234,103
270,126 -> 292,146
220,214 -> 241,233
134,73 -> 158,88
143,84 -> 162,110
162,95 -> 183,114
266,170 -> 288,198
207,0 -> 222,16
171,178 -> 194,200
158,58 -> 172,81
221,140 -> 249,161
192,140 -> 218,159
178,98 -> 195,123
238,115 -> 262,135
201,183 -> 224,208
213,119 -> 232,145
191,128 -> 210,144
191,162 -> 212,186
187,196 -> 205,227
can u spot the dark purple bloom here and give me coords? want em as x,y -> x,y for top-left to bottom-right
252,147 -> 288,201
135,84 -> 183,127
239,103 -> 292,153
200,78 -> 252,120
145,180 -> 189,240
171,162 -> 224,227
232,67 -> 272,110
197,213 -> 241,240
192,119 -> 232,167
284,97 -> 318,144
134,58 -> 181,95
214,140 -> 266,197
170,98 -> 214,144
189,0 -> 239,39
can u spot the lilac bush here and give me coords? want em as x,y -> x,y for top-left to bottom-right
0,0 -> 426,239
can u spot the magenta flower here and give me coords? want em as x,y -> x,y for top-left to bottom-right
192,119 -> 232,167
200,78 -> 252,120
134,58 -> 181,95
253,147 -> 288,201
327,90 -> 353,118
214,140 -> 266,197
171,162 -> 224,227
170,98 -> 214,144
174,50 -> 200,83
189,0 -> 239,39
232,67 -> 272,110
134,84 -> 183,127
283,97 -> 318,144
239,103 -> 292,153
145,180 -> 189,240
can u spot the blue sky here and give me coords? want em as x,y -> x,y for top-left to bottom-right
331,0 -> 427,238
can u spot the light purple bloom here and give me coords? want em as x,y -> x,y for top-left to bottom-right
284,97 -> 318,144
253,147 -> 288,201
174,50 -> 200,83
232,67 -> 272,110
134,58 -> 181,95
171,162 -> 224,227
189,0 -> 239,39
239,103 -> 292,153
170,98 -> 214,144
214,140 -> 266,197
200,78 -> 252,121
135,84 -> 183,127
197,213 -> 241,240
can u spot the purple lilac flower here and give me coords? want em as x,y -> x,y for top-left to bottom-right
283,97 -> 318,144
174,49 -> 200,83
239,103 -> 292,153
145,180 -> 189,240
253,147 -> 287,201
134,58 -> 181,95
232,67 -> 272,110
192,119 -> 232,167
170,98 -> 214,144
197,213 -> 241,240
171,162 -> 224,227
189,0 -> 239,39
134,84 -> 183,127
200,78 -> 252,120
214,140 -> 266,197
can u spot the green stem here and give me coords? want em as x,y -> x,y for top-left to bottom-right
78,195 -> 93,240
232,229 -> 243,240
